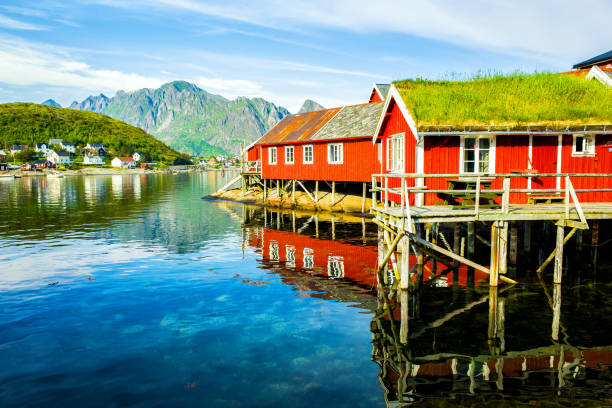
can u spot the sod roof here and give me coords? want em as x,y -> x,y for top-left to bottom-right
393,73 -> 612,132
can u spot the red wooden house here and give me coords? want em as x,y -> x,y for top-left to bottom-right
372,73 -> 612,205
247,102 -> 385,184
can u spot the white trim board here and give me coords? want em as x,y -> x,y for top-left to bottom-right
372,84 -> 419,144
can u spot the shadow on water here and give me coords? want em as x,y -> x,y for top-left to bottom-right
227,204 -> 612,407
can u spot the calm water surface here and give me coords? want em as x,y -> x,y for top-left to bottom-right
0,172 -> 611,407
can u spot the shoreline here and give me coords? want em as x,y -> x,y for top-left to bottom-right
1,167 -> 240,177
207,188 -> 373,215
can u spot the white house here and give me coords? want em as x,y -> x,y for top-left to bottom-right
84,155 -> 103,165
111,156 -> 136,168
133,152 -> 144,162
85,143 -> 106,156
49,138 -> 62,146
35,143 -> 50,154
60,141 -> 76,154
10,145 -> 27,155
47,150 -> 73,165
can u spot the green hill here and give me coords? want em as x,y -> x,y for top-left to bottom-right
0,103 -> 187,163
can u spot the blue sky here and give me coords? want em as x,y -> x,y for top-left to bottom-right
0,0 -> 610,113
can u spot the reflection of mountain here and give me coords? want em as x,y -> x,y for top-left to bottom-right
0,171 -> 241,253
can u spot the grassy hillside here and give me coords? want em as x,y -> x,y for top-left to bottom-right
394,72 -> 612,130
0,103 -> 187,162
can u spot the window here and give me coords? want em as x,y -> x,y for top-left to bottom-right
573,134 -> 595,156
460,136 -> 495,173
269,242 -> 279,261
327,256 -> 344,278
285,245 -> 295,268
389,133 -> 404,173
303,248 -> 314,269
285,146 -> 294,164
268,147 -> 277,164
328,143 -> 343,164
303,145 -> 313,164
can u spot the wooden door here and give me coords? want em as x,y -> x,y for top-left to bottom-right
531,136 -> 558,189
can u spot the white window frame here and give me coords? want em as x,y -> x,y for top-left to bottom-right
572,134 -> 596,157
268,147 -> 277,165
327,256 -> 345,278
285,146 -> 294,164
389,133 -> 405,173
303,144 -> 313,164
327,143 -> 343,164
459,135 -> 496,174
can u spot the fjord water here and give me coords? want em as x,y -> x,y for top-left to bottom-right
0,172 -> 611,407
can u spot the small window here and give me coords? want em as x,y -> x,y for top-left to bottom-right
268,147 -> 277,164
328,143 -> 343,164
303,145 -> 313,164
390,133 -> 404,173
285,146 -> 294,164
573,134 -> 595,156
461,136 -> 494,173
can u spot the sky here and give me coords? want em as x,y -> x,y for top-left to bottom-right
0,0 -> 610,113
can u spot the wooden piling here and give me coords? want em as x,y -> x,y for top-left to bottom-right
331,216 -> 336,241
400,289 -> 409,344
292,180 -> 295,204
331,181 -> 336,207
523,221 -> 531,254
554,225 -> 564,284
362,182 -> 367,214
276,179 -> 280,198
490,222 -> 500,286
399,236 -> 410,290
509,223 -> 518,265
453,223 -> 461,255
315,181 -> 319,204
552,282 -> 561,342
378,225 -> 388,284
263,179 -> 267,201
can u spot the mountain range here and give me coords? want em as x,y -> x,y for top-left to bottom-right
67,81 -> 296,157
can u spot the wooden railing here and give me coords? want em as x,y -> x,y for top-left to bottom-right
371,172 -> 612,219
241,160 -> 261,174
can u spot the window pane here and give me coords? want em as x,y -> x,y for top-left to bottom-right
465,149 -> 475,161
479,138 -> 490,150
479,149 -> 489,172
465,138 -> 475,149
464,160 -> 474,173
575,136 -> 584,152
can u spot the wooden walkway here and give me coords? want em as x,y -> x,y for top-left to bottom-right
373,203 -> 612,225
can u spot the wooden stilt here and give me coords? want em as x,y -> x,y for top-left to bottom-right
509,223 -> 518,265
276,179 -> 280,198
315,214 -> 319,238
554,225 -> 564,284
498,221 -> 508,276
490,222 -> 500,287
552,282 -> 561,342
292,211 -> 296,232
523,221 -> 531,254
488,285 -> 498,351
399,236 -> 410,290
378,225 -> 388,284
535,227 -> 577,273
331,181 -> 336,207
331,216 -> 336,241
400,289 -> 409,344
362,182 -> 367,214
292,180 -> 295,204
315,181 -> 319,204
263,179 -> 267,201
453,224 -> 461,255
276,210 -> 280,229
377,231 -> 405,274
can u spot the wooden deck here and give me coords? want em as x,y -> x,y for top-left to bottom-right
373,203 -> 612,224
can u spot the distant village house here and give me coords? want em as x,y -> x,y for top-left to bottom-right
112,156 -> 136,168
10,145 -> 27,155
84,155 -> 103,165
59,141 -> 76,154
47,150 -> 73,165
133,152 -> 144,162
35,143 -> 50,154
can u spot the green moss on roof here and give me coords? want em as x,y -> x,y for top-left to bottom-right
393,73 -> 612,130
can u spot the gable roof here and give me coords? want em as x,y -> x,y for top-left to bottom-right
375,84 -> 390,100
310,102 -> 383,141
256,107 -> 341,145
392,73 -> 612,133
52,149 -> 70,156
116,156 -> 135,162
573,50 -> 612,69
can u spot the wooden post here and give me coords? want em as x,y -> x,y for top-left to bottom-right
490,222 -> 499,286
400,289 -> 409,344
276,179 -> 280,198
292,211 -> 296,232
399,236 -> 410,289
467,222 -> 475,257
453,224 -> 461,255
315,214 -> 319,238
362,182 -> 367,214
264,207 -> 267,227
523,221 -> 531,254
315,181 -> 319,204
509,223 -> 518,265
554,224 -> 564,284
292,180 -> 295,204
241,175 -> 246,194
331,181 -> 336,207
263,179 -> 267,201
378,225 -> 388,284
488,285 -> 498,350
331,216 -> 336,241
552,282 -> 561,342
499,222 -> 508,276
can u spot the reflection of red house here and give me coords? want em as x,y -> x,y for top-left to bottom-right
247,226 -> 378,287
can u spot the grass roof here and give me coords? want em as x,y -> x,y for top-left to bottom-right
393,73 -> 612,131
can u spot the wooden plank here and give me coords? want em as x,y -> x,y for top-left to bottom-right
296,180 -> 315,203
554,225 -> 564,284
377,230 -> 405,274
535,227 -> 577,273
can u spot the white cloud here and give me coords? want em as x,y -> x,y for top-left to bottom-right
93,0 -> 612,63
0,13 -> 46,30
0,5 -> 46,17
0,36 -> 165,94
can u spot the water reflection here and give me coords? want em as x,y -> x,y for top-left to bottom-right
234,205 -> 612,406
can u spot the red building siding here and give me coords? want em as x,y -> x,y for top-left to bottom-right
260,137 -> 378,182
369,90 -> 383,103
247,145 -> 261,161
423,137 -> 460,205
493,135 -> 530,203
378,99 -> 418,203
561,134 -> 612,202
